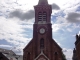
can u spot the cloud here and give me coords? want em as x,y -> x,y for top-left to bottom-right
63,48 -> 73,60
67,28 -> 72,32
78,31 -> 80,35
51,3 -> 60,10
0,17 -> 32,54
52,16 -> 70,32
11,46 -> 23,55
52,24 -> 60,32
0,16 -> 32,52
0,44 -> 12,48
0,17 -> 33,55
66,12 -> 80,23
9,3 -> 60,20
76,6 -> 80,12
9,9 -> 35,20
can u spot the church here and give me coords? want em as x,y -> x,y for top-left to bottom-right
23,0 -> 63,60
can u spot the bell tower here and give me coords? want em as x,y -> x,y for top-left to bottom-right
23,0 -> 63,60
34,0 -> 52,24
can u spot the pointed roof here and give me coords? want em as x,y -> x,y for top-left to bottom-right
0,48 -> 16,55
38,0 -> 48,5
34,50 -> 49,60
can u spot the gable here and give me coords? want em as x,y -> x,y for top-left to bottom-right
34,50 -> 49,60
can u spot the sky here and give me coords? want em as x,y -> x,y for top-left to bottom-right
0,0 -> 80,60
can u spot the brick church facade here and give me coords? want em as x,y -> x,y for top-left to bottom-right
23,0 -> 63,60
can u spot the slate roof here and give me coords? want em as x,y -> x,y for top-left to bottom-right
0,48 -> 16,56
0,52 -> 9,60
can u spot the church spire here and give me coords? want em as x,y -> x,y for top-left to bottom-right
38,0 -> 48,5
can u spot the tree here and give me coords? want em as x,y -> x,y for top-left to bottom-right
62,53 -> 66,60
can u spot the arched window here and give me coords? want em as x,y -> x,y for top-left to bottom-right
43,12 -> 47,21
38,12 -> 47,22
54,52 -> 58,55
38,12 -> 42,21
54,52 -> 58,60
27,52 -> 30,60
40,38 -> 44,49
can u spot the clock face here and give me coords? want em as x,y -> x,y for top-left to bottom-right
39,28 -> 45,34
